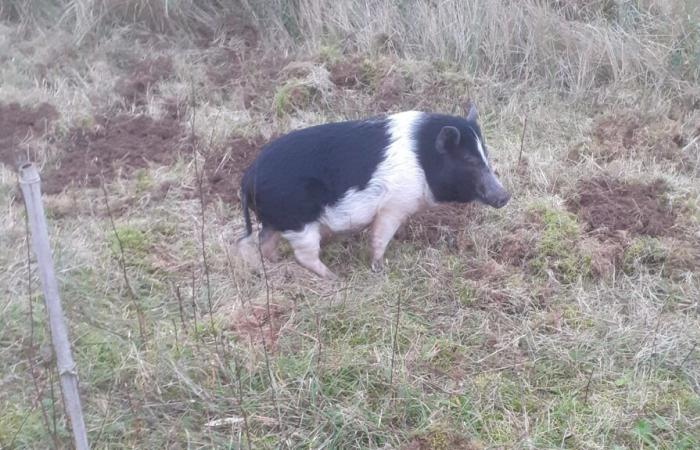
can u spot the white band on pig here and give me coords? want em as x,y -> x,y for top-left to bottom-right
471,129 -> 488,167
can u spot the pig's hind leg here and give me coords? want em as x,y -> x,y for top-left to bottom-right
259,226 -> 281,262
283,223 -> 338,280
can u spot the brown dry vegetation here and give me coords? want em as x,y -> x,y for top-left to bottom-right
1,1 -> 699,449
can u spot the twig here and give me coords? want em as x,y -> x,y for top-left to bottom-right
7,396 -> 41,449
222,246 -> 254,450
249,157 -> 285,442
517,114 -> 528,170
125,383 -> 143,443
389,291 -> 402,401
189,82 -> 217,339
100,180 -> 147,343
582,367 -> 595,405
679,342 -> 697,369
48,363 -> 57,439
315,312 -> 323,373
191,267 -> 200,349
175,284 -> 187,333
172,318 -> 180,355
93,375 -> 119,448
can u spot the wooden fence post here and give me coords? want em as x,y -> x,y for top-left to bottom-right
19,163 -> 89,450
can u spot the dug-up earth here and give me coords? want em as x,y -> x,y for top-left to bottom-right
1,23 -> 699,450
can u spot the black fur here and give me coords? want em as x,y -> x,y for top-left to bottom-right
240,118 -> 390,234
414,113 -> 489,203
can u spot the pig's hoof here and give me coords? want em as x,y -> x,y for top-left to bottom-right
324,270 -> 339,281
370,259 -> 384,273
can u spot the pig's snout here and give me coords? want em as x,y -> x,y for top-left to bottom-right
479,170 -> 510,209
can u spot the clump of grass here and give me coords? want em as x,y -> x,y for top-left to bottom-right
623,236 -> 668,274
273,79 -> 318,117
528,204 -> 591,283
108,225 -> 150,261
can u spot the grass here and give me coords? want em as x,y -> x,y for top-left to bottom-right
1,0 -> 700,449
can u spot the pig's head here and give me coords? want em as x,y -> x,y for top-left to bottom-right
422,104 -> 510,209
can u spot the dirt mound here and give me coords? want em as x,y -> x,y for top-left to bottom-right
398,203 -> 480,249
43,114 -> 185,194
328,57 -> 369,89
567,176 -> 675,236
590,111 -> 687,163
203,135 -> 266,203
0,102 -> 58,168
227,302 -> 288,349
115,56 -> 173,105
493,227 -> 537,267
207,54 -> 291,112
328,56 -> 408,112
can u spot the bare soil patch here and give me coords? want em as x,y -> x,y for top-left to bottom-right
207,53 -> 292,112
567,176 -> 675,236
328,56 -> 369,89
115,55 -> 173,105
398,203 -> 480,250
581,230 -> 628,278
373,71 -> 406,113
0,102 -> 58,168
588,111 -> 689,164
43,114 -> 185,194
227,302 -> 289,350
203,135 -> 266,203
493,227 -> 537,267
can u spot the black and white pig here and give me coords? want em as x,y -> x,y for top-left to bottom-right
238,104 -> 510,279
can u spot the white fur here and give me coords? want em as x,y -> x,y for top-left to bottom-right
474,133 -> 488,168
316,110 -> 433,234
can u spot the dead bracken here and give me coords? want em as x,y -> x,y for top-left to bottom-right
567,176 -> 675,236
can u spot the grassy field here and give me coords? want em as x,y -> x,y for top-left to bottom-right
1,1 -> 699,448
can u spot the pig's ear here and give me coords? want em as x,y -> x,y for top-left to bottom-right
465,102 -> 478,122
436,126 -> 461,155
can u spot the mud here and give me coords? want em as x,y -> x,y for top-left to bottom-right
115,55 -> 173,105
203,134 -> 267,203
0,102 -> 58,168
42,114 -> 185,194
567,176 -> 675,236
